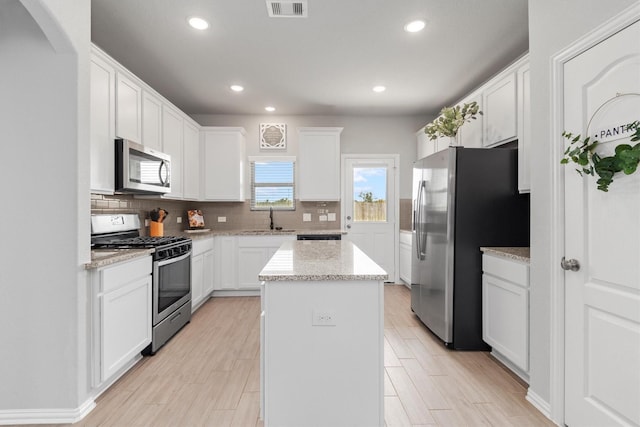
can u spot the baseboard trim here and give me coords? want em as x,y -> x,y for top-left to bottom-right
526,389 -> 553,422
0,398 -> 95,425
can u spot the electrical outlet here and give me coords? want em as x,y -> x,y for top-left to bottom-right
144,218 -> 150,227
176,216 -> 182,224
303,213 -> 312,222
218,216 -> 227,222
327,213 -> 336,221
312,309 -> 336,326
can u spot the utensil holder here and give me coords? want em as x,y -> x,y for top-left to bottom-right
150,221 -> 164,237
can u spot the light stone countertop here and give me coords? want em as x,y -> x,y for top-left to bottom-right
178,228 -> 346,240
258,240 -> 388,282
86,248 -> 154,269
480,247 -> 530,263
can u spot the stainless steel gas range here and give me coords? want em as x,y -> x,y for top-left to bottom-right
91,214 -> 192,354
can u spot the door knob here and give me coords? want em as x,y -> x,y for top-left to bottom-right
346,224 -> 351,229
561,257 -> 580,271
346,216 -> 352,220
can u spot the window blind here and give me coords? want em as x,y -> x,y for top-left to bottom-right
250,159 -> 295,210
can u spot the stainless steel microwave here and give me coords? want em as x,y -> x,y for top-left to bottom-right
115,139 -> 171,194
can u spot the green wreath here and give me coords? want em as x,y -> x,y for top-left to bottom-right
561,120 -> 640,192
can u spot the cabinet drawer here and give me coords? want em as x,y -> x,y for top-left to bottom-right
482,254 -> 528,287
101,256 -> 152,293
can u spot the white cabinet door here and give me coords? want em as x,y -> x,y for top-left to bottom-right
298,127 -> 342,201
399,232 -> 412,285
458,94 -> 483,148
203,250 -> 215,296
142,90 -> 162,151
482,253 -> 530,378
482,273 -> 528,372
517,63 -> 531,193
162,106 -> 183,199
215,236 -> 237,290
202,127 -> 246,201
482,72 -> 517,147
115,72 -> 142,142
237,247 -> 268,290
183,120 -> 200,200
191,253 -> 204,309
416,128 -> 434,160
94,256 -> 152,385
89,52 -> 116,194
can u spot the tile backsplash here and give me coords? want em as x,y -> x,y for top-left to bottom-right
91,194 -> 341,235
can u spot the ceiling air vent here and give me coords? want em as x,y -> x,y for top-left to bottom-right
266,0 -> 307,18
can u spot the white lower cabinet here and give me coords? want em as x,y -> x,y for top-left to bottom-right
399,230 -> 412,286
482,253 -> 530,381
90,256 -> 152,387
191,237 -> 214,311
213,235 -> 295,294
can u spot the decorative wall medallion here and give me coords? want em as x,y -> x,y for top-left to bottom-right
260,123 -> 286,149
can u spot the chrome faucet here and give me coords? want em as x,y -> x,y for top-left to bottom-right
269,207 -> 274,230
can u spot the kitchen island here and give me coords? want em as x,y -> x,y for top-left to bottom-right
258,240 -> 387,427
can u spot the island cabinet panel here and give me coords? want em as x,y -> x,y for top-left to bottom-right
482,71 -> 517,147
297,127 -> 342,201
202,127 -> 246,201
115,71 -> 142,142
89,52 -> 116,194
262,280 -> 384,426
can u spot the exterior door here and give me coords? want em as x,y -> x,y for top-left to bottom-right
563,20 -> 640,427
343,156 -> 396,281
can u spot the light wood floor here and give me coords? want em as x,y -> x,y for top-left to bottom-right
56,285 -> 552,426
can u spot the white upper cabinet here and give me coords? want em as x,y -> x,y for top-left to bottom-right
202,127 -> 246,201
482,71 -> 517,147
182,120 -> 200,200
162,106 -> 183,199
517,63 -> 531,193
115,72 -> 142,142
416,128 -> 433,160
297,127 -> 342,201
458,93 -> 483,148
89,51 -> 116,194
142,90 -> 162,151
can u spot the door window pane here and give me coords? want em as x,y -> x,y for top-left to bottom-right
353,167 -> 387,222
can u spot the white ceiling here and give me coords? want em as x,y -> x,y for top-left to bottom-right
91,0 -> 529,117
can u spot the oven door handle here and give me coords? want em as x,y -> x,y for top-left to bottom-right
155,250 -> 192,267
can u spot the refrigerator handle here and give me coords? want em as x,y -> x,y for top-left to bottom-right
415,180 -> 426,260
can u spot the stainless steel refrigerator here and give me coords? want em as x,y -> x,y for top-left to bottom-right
411,146 -> 529,350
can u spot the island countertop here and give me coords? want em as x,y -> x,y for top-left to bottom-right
258,240 -> 388,282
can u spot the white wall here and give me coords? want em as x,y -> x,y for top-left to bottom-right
0,0 -> 90,417
527,0 -> 636,417
192,114 -> 429,200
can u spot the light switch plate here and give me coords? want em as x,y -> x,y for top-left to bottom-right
319,215 -> 328,222
218,216 -> 227,222
327,213 -> 336,221
176,216 -> 182,224
303,213 -> 312,222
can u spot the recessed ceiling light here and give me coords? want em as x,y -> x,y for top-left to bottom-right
265,106 -> 276,112
404,20 -> 425,33
188,17 -> 209,30
230,85 -> 244,92
373,86 -> 386,93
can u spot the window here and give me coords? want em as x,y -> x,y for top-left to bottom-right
353,166 -> 387,222
250,157 -> 295,210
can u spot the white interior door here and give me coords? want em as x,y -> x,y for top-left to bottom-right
343,156 -> 396,282
563,20 -> 640,427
